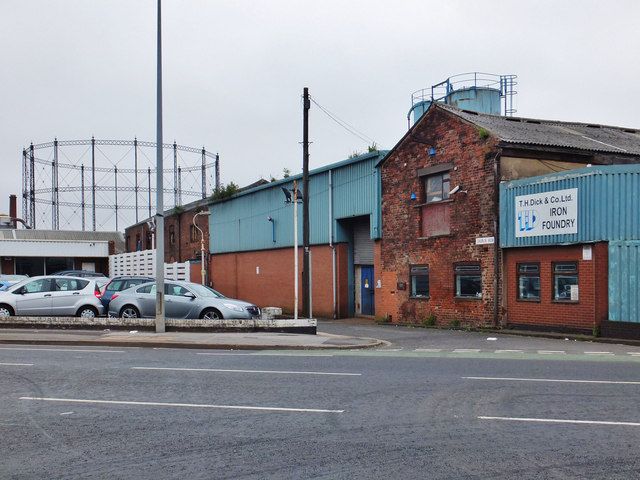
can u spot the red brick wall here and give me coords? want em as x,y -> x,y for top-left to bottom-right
125,210 -> 210,265
209,243 -> 350,318
504,243 -> 608,332
380,107 -> 500,326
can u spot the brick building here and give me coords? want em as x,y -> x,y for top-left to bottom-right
124,199 -> 210,283
500,165 -> 640,336
377,102 -> 640,327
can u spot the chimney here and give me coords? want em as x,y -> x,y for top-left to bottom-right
9,195 -> 16,228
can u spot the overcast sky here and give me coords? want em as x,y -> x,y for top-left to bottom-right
2,0 -> 639,229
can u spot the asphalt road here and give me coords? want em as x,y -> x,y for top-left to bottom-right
2,328 -> 640,479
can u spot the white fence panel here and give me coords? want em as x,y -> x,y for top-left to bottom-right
109,249 -> 190,280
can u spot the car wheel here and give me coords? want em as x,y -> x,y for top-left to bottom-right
77,306 -> 98,318
0,304 -> 14,317
201,308 -> 223,320
120,305 -> 140,319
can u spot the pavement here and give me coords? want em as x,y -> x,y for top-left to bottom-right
0,325 -> 385,350
1,318 -> 639,350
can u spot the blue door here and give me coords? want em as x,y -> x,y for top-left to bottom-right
361,267 -> 375,315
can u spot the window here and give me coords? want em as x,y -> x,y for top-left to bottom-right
137,284 -> 156,294
190,225 -> 198,242
455,264 -> 481,298
517,263 -> 540,300
166,284 -> 189,296
55,278 -> 88,291
410,265 -> 429,297
426,171 -> 450,203
169,225 -> 175,245
553,262 -> 578,301
19,278 -> 51,294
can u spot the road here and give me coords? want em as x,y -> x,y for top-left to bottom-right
2,325 -> 640,479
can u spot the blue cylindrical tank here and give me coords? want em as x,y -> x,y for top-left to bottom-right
409,73 -> 516,125
447,87 -> 501,115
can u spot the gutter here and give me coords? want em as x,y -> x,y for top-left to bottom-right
493,149 -> 502,327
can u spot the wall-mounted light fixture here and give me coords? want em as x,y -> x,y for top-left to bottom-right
449,185 -> 468,195
410,192 -> 417,200
429,147 -> 436,157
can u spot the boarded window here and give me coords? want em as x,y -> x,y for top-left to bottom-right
421,202 -> 451,237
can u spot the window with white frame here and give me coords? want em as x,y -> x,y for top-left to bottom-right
410,265 -> 429,297
553,262 -> 578,301
517,263 -> 540,300
455,264 -> 482,298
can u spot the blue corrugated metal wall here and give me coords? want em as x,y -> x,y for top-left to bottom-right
609,241 -> 640,323
500,165 -> 640,247
208,151 -> 385,254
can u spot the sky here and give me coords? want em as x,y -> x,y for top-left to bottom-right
2,0 -> 639,230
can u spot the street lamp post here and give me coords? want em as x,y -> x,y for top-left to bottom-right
193,210 -> 211,285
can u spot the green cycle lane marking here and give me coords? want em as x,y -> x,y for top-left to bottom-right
239,349 -> 640,362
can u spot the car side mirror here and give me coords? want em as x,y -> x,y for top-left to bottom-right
184,292 -> 196,299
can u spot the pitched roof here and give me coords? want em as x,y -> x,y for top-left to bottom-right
436,102 -> 640,155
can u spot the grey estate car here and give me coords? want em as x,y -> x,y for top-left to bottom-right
108,280 -> 260,320
0,275 -> 104,317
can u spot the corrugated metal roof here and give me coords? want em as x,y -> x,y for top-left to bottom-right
437,103 -> 640,155
0,229 -> 125,252
209,153 -> 384,253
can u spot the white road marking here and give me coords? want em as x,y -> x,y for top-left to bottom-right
538,350 -> 566,355
453,349 -> 481,353
414,348 -> 442,352
0,347 -> 123,353
494,350 -> 524,354
0,362 -> 33,366
196,352 -> 334,357
59,411 -> 74,416
20,397 -> 343,414
132,366 -> 361,376
478,416 -> 640,427
628,352 -> 640,356
464,376 -> 640,385
584,351 -> 614,356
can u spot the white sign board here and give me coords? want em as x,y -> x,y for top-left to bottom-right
515,188 -> 578,238
475,236 -> 495,245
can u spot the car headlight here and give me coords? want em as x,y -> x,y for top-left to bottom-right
223,303 -> 244,313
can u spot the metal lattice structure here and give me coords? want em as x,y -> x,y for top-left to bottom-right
22,138 -> 220,231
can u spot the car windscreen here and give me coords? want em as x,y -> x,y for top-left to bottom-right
188,283 -> 225,298
7,278 -> 31,291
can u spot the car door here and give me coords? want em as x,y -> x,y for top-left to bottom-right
14,278 -> 53,315
50,278 -> 89,315
134,284 -> 157,317
164,284 -> 197,318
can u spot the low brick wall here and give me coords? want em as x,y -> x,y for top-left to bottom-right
0,316 -> 317,334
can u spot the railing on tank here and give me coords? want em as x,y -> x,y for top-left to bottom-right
409,72 -> 518,121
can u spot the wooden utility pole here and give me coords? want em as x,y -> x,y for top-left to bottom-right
302,87 -> 311,318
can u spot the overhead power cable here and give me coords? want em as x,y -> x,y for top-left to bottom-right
309,96 -> 378,147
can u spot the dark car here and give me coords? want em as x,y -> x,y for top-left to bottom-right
54,270 -> 107,278
100,276 -> 155,309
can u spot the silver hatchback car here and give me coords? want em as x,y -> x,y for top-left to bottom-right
0,275 -> 105,318
108,280 -> 260,320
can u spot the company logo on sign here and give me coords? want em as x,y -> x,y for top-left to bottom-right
515,188 -> 578,238
517,209 -> 537,232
